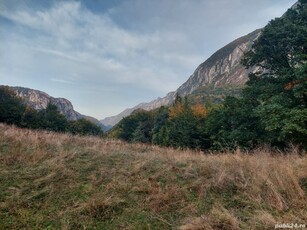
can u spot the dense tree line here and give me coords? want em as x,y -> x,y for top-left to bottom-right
0,86 -> 103,136
110,0 -> 307,150
109,95 -> 210,150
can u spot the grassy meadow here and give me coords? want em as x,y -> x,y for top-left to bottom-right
0,123 -> 306,229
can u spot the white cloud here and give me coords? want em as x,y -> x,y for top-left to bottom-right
34,48 -> 82,62
0,1 -> 187,92
50,78 -> 73,84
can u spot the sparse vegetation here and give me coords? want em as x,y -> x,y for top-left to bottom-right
1,123 -> 306,229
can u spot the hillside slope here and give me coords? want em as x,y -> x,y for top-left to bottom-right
1,123 -> 306,229
101,29 -> 261,127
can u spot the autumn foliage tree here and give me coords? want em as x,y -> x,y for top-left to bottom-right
111,96 -> 210,150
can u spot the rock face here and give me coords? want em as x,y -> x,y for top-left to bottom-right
176,29 -> 261,96
101,29 -> 261,127
8,86 -> 105,129
11,86 -> 82,120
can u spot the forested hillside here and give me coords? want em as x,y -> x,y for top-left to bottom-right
110,0 -> 307,150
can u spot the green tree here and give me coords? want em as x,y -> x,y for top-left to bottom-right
166,96 -> 210,150
21,106 -> 41,129
152,106 -> 169,145
132,120 -> 152,143
39,103 -> 68,132
0,86 -> 25,125
111,109 -> 153,142
69,118 -> 103,136
242,0 -> 307,148
206,97 -> 264,150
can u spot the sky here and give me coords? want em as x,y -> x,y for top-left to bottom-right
0,0 -> 296,119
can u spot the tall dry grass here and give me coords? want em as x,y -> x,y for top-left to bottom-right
0,123 -> 306,229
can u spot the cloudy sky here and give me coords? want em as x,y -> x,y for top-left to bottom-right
0,0 -> 296,119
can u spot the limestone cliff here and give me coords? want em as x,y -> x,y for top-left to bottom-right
176,29 -> 261,96
7,86 -> 105,129
11,86 -> 82,121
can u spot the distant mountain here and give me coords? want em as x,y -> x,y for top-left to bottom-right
101,29 -> 261,127
11,86 -> 82,120
5,86 -> 107,130
100,91 -> 176,127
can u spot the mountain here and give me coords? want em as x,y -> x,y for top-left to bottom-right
6,86 -> 106,129
176,29 -> 261,96
11,86 -> 82,120
100,91 -> 176,127
101,29 -> 261,127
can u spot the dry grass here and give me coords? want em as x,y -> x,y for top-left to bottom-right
0,123 -> 306,229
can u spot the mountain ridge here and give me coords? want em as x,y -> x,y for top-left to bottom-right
3,85 -> 106,129
101,29 -> 262,127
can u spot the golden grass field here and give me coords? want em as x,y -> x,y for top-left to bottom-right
0,123 -> 306,229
